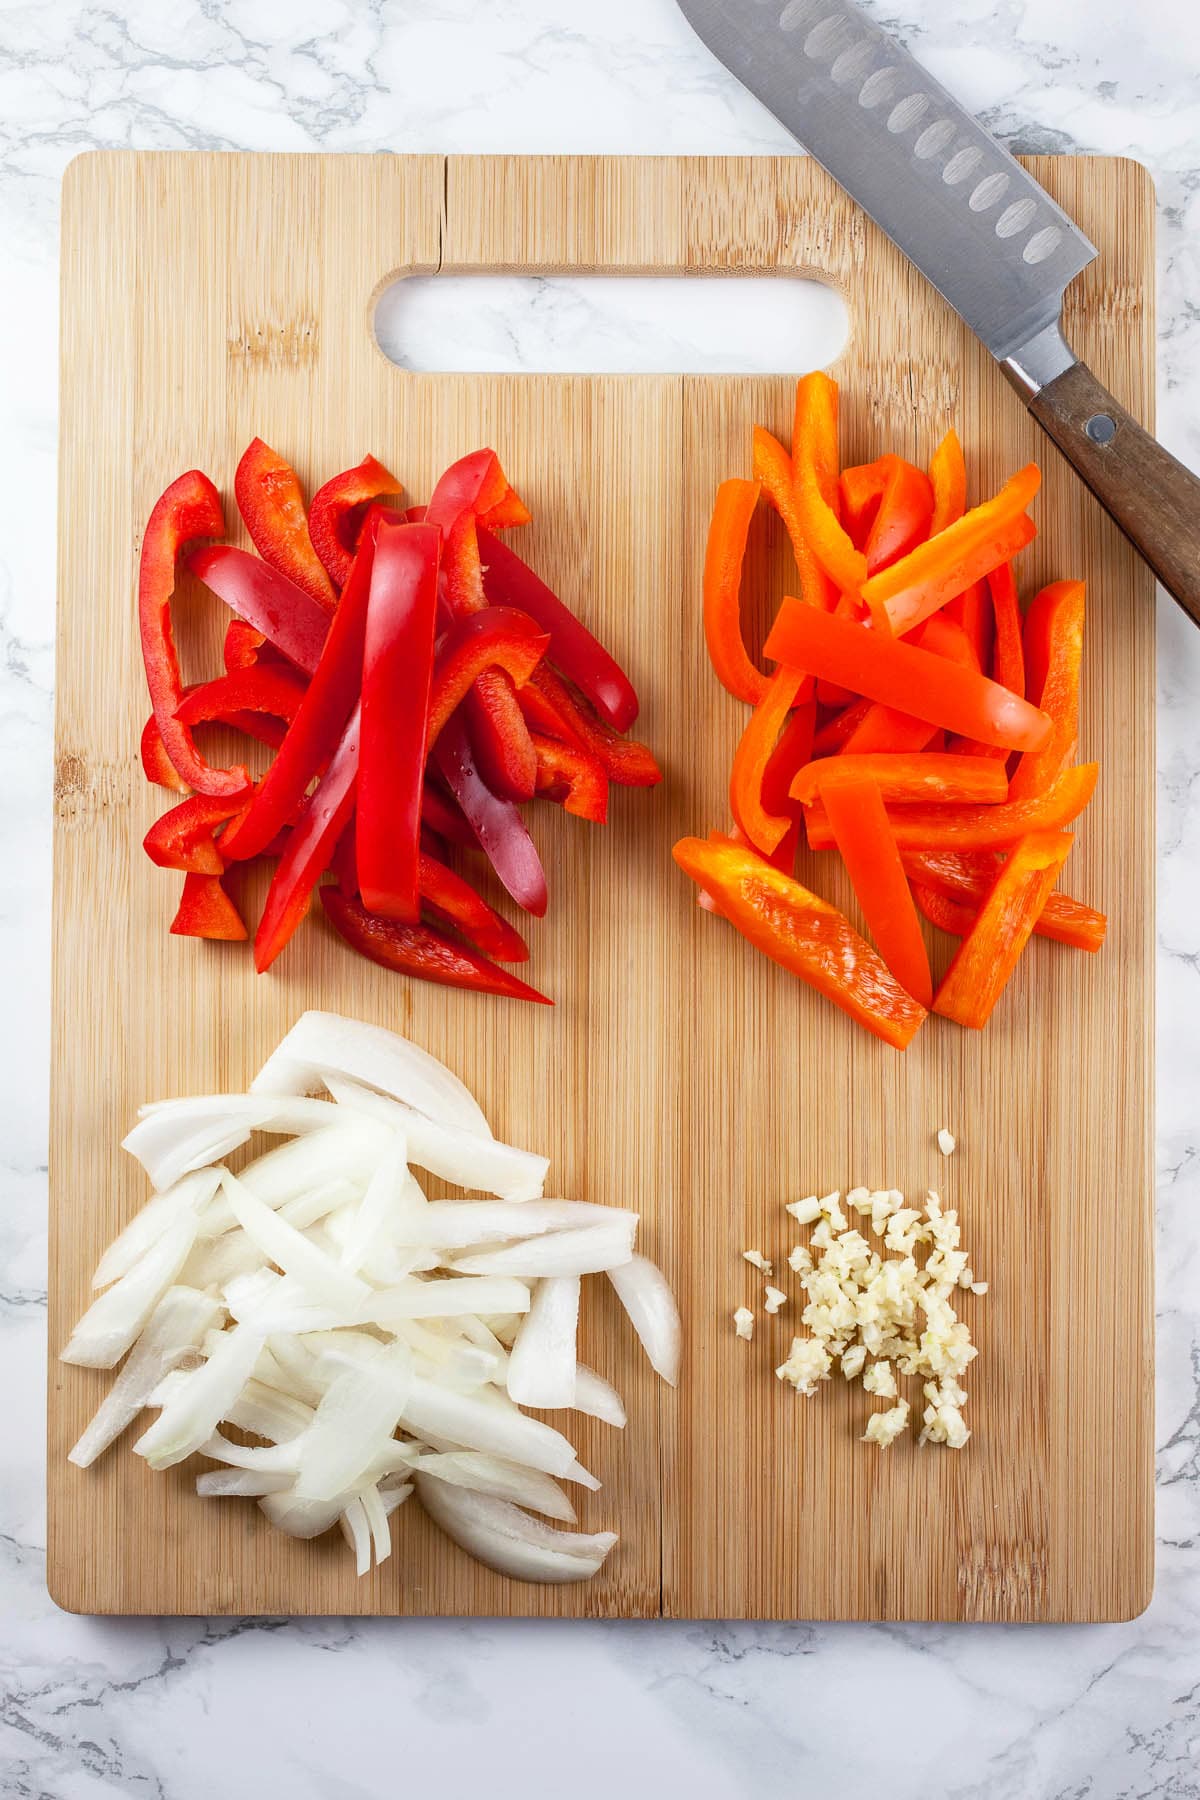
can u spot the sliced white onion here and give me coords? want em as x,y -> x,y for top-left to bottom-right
327,1077 -> 546,1202
415,1475 -> 617,1584
196,1468 -> 295,1497
453,1219 -> 636,1279
608,1253 -> 682,1387
359,1482 -> 392,1567
396,1199 -> 633,1249
237,1121 -> 391,1209
251,1011 -> 492,1139
339,1495 -> 372,1576
219,1170 -> 370,1317
338,1134 -> 408,1275
124,1096 -> 338,1192
223,1377 -> 315,1443
507,1277 -> 579,1410
380,1481 -> 414,1518
260,1491 -> 345,1540
91,1169 -> 222,1290
133,1322 -> 266,1470
414,1451 -> 577,1523
197,1432 -> 303,1474
61,1218 -> 201,1368
399,1375 -> 578,1477
68,1287 -> 221,1466
359,1276 -> 531,1324
294,1346 -> 413,1503
572,1365 -> 627,1429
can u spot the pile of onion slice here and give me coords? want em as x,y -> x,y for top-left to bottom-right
63,1011 -> 680,1584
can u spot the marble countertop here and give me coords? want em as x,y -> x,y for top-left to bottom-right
3,2 -> 1199,1795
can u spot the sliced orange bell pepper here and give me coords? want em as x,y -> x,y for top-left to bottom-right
933,831 -> 1074,1027
928,429 -> 967,535
946,579 -> 994,674
820,776 -> 933,1006
904,849 -> 1106,953
764,596 -> 1053,752
988,563 -> 1025,697
1008,580 -> 1086,801
862,464 -> 1041,635
805,762 -> 1097,852
841,706 -> 939,755
791,752 -> 1008,808
792,377 -> 867,597
752,427 -> 835,614
730,663 -> 808,854
911,612 -> 982,673
674,835 -> 927,1049
840,456 -> 935,574
702,478 -> 770,705
814,698 -> 872,754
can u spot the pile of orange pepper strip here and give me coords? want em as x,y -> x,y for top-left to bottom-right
679,372 -> 1105,1048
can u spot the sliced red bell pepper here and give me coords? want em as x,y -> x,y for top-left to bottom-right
820,776 -> 932,1006
901,846 -> 1106,953
702,478 -> 770,707
188,546 -> 331,677
427,606 -> 549,748
357,520 -> 442,923
791,374 -> 867,597
945,579 -> 994,674
791,752 -> 1008,808
321,887 -> 549,1003
928,429 -> 967,535
862,465 -> 1041,635
175,665 -> 308,733
254,705 -> 360,972
479,526 -> 640,731
138,471 -> 250,799
805,762 -> 1097,852
841,456 -> 935,575
1009,580 -> 1086,801
933,831 -> 1074,1027
442,512 -> 538,801
752,427 -> 836,615
140,712 -> 190,792
814,698 -> 872,755
308,454 -> 403,587
729,663 -> 808,855
424,449 -> 531,535
764,597 -> 1053,752
674,836 -> 927,1050
421,779 -> 478,848
530,733 -> 609,823
169,872 -> 247,941
433,713 -> 548,917
234,438 -> 336,612
144,794 -> 248,875
521,666 -> 661,788
223,618 -> 266,673
416,852 -> 530,963
838,460 -> 887,550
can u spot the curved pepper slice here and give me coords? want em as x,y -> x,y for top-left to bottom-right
234,438 -> 336,612
730,663 -> 809,855
424,449 -> 531,535
188,546 -> 332,677
530,733 -> 609,823
433,713 -> 548,917
840,456 -> 935,574
901,846 -> 1106,952
321,887 -> 550,1003
479,527 -> 641,732
175,665 -> 308,733
946,580 -> 993,674
805,762 -> 1097,852
792,374 -> 867,597
357,520 -> 442,923
140,712 -> 190,792
170,872 -> 247,941
928,429 -> 967,535
697,703 -> 815,914
421,779 -> 478,849
752,427 -> 835,616
144,794 -> 248,875
764,596 -> 1053,752
820,776 -> 932,1006
443,512 -> 538,802
255,705 -> 361,972
1008,580 -> 1085,801
674,836 -> 927,1050
933,831 -> 1074,1028
308,454 -> 404,588
791,752 -> 1008,808
428,606 -> 549,749
520,666 -> 661,788
416,852 -> 531,964
701,478 -> 770,707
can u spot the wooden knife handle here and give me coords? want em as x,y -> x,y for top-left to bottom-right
1029,359 -> 1200,628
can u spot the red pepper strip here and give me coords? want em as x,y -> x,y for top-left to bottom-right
933,831 -> 1074,1027
138,471 -> 250,799
522,666 -> 662,787
188,546 -> 332,677
1009,580 -> 1086,801
169,872 -> 247,941
901,846 -> 1106,952
321,887 -> 549,1003
865,466 -> 1041,636
928,429 -> 967,535
255,706 -> 360,971
224,618 -> 266,672
234,438 -> 336,612
140,712 -> 190,791
764,596 -> 1053,752
223,522 -> 380,863
814,698 -> 872,755
416,852 -> 530,963
422,779 -> 478,848
945,579 -> 994,674
860,457 -> 936,575
675,836 -> 927,1049
530,733 -> 609,823
433,712 -> 548,916
442,513 -> 539,801
792,752 -> 1008,808
357,520 -> 442,923
805,761 -> 1097,852
308,455 -> 403,588
175,665 -> 308,732
144,794 -> 247,875
478,527 -> 640,732
841,707 -> 939,756
821,776 -> 933,1007
701,478 -> 770,706
424,449 -> 531,535
730,664 -> 808,854
838,461 -> 888,550
428,606 -> 549,748
752,427 -> 836,617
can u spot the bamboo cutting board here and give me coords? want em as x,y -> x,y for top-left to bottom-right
49,153 -> 1154,1620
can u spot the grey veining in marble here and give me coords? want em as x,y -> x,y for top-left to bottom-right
3,3 -> 1199,1796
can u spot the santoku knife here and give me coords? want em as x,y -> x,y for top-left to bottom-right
674,0 -> 1200,628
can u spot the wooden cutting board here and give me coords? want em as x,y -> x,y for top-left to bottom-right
49,152 -> 1154,1620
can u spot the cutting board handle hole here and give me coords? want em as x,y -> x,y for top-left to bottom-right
374,274 -> 849,374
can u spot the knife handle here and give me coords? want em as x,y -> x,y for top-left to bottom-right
1028,360 -> 1200,629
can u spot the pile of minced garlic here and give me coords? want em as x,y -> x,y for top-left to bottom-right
735,1181 -> 986,1450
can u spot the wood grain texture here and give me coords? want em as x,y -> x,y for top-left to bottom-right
50,153 -> 1154,1620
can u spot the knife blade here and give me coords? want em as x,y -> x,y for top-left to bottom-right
674,0 -> 1200,628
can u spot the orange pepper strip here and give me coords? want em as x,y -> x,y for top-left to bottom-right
814,697 -> 872,754
764,596 -> 1053,751
903,849 -> 1106,953
821,776 -> 933,1007
988,564 -> 1025,696
674,835 -> 927,1050
1008,580 -> 1086,801
794,458 -> 868,594
791,372 -> 869,609
912,612 -> 982,673
841,706 -> 939,755
697,703 -> 816,914
730,663 -> 808,854
946,579 -> 994,673
928,429 -> 967,535
792,752 -> 1008,808
864,457 -> 935,574
752,427 -> 835,614
839,461 -> 888,550
933,831 -> 1074,1028
702,479 -> 771,706
805,762 -> 1097,852
863,465 -> 1041,635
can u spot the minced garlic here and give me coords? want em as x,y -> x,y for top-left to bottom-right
742,1249 -> 772,1275
763,1286 -> 787,1315
863,1400 -> 910,1448
733,1306 -> 754,1341
937,1128 -> 957,1156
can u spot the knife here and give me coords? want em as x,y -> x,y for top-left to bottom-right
674,0 -> 1200,628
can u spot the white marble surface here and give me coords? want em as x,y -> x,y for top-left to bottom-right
3,1 -> 1199,1795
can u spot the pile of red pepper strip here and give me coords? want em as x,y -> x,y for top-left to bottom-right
137,442 -> 660,1001
681,374 -> 1105,1046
